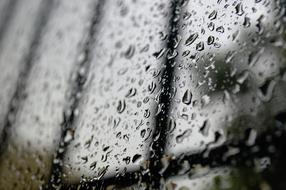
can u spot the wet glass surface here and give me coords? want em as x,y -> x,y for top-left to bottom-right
0,0 -> 285,189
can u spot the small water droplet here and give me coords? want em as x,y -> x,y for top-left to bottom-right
208,10 -> 217,20
208,22 -> 215,31
207,36 -> 215,45
153,48 -> 166,59
117,100 -> 126,113
125,88 -> 137,98
176,129 -> 192,143
199,119 -> 210,137
90,161 -> 97,170
243,17 -> 251,28
124,45 -> 135,59
64,129 -> 74,143
196,41 -> 204,51
185,32 -> 198,46
216,26 -> 224,33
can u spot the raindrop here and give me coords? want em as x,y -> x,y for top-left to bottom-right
182,50 -> 190,57
199,119 -> 210,137
176,129 -> 192,143
125,88 -> 137,98
256,15 -> 264,34
243,17 -> 251,28
167,49 -> 178,59
144,109 -> 151,118
196,41 -> 204,51
148,82 -> 156,94
123,156 -> 131,164
182,89 -> 192,105
153,48 -> 166,59
90,161 -> 97,170
117,100 -> 126,113
132,154 -> 142,163
124,45 -> 135,59
208,22 -> 215,31
64,129 -> 74,143
216,26 -> 224,33
168,118 -> 176,133
208,10 -> 217,20
185,32 -> 198,46
235,3 -> 244,16
207,36 -> 215,45
140,129 -> 146,138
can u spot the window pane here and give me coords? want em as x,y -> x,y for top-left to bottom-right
62,0 -> 172,183
0,0 -> 96,188
166,0 -> 286,156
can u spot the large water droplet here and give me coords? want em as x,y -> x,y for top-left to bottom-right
235,3 -> 244,16
185,32 -> 198,46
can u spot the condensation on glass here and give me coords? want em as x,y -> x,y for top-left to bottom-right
0,0 -> 285,189
62,0 -> 172,183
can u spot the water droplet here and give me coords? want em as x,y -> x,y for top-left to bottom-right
182,50 -> 190,57
124,45 -> 135,59
185,33 -> 198,46
64,129 -> 74,143
235,3 -> 244,16
148,82 -> 156,94
182,89 -> 192,105
199,119 -> 210,137
167,49 -> 178,59
132,154 -> 142,163
207,36 -> 215,45
243,17 -> 251,28
153,48 -> 166,59
216,26 -> 224,33
125,88 -> 137,98
144,109 -> 151,118
168,118 -> 176,133
208,22 -> 215,31
117,100 -> 126,113
90,161 -> 97,170
208,10 -> 217,20
176,129 -> 192,143
196,41 -> 204,51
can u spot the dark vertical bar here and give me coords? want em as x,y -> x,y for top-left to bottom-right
148,0 -> 182,189
45,1 -> 104,189
0,0 -> 54,154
